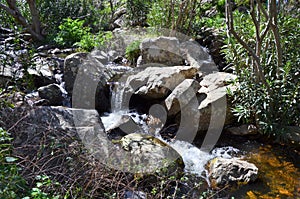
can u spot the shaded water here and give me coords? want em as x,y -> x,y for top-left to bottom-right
216,135 -> 300,198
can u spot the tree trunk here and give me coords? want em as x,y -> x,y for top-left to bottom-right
0,0 -> 44,41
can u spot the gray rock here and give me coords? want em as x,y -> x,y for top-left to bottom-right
90,50 -> 109,64
165,79 -> 201,116
197,72 -> 237,131
0,106 -> 107,161
102,114 -> 141,139
180,40 -> 218,74
63,52 -> 88,95
38,83 -> 64,106
226,124 -> 258,136
138,37 -> 184,66
117,133 -> 184,174
121,66 -> 198,100
208,157 -> 258,186
64,52 -> 115,113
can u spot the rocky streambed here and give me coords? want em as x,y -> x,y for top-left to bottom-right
1,28 -> 299,198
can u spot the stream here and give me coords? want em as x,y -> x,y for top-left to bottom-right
100,71 -> 300,198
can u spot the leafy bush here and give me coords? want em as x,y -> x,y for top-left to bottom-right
223,4 -> 300,139
54,18 -> 113,51
0,128 -> 27,198
125,40 -> 141,65
74,31 -> 113,52
54,18 -> 90,47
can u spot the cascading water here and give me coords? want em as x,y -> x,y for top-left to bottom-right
103,81 -> 210,182
101,65 -> 242,185
110,81 -> 126,112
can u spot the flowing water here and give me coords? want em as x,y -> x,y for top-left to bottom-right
101,70 -> 300,198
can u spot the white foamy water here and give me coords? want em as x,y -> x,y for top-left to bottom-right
169,140 -> 213,177
110,82 -> 126,112
101,111 -> 129,130
101,111 -> 213,176
100,110 -> 240,185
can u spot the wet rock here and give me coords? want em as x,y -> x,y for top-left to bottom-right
37,83 -> 64,106
208,157 -> 258,186
138,37 -> 184,66
102,114 -> 141,139
122,66 -> 198,100
117,133 -> 184,174
226,124 -> 258,136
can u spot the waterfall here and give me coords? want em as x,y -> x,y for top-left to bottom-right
110,81 -> 126,113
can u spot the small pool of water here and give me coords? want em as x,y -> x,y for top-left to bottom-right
217,134 -> 300,199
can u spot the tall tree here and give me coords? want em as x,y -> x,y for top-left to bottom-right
0,0 -> 44,41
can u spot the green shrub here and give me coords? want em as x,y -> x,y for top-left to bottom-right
0,128 -> 27,199
125,40 -> 141,65
54,18 -> 90,47
74,31 -> 113,52
223,7 -> 300,139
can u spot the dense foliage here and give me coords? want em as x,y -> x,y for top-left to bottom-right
223,1 -> 300,139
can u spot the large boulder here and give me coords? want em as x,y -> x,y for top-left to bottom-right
0,106 -> 108,174
117,133 -> 184,174
64,52 -> 115,112
64,52 -> 88,95
208,157 -> 258,186
180,40 -> 218,74
137,36 -> 185,66
119,66 -> 199,100
197,72 -> 237,131
165,79 -> 201,116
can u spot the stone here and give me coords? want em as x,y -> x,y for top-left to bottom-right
37,83 -> 64,106
63,52 -> 88,95
90,50 -> 109,64
165,79 -> 201,116
138,36 -> 184,66
208,157 -> 258,186
0,106 -> 108,162
180,40 -> 218,74
197,72 -> 237,131
64,52 -> 115,113
102,114 -> 141,140
226,124 -> 258,136
117,133 -> 184,174
121,66 -> 198,100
